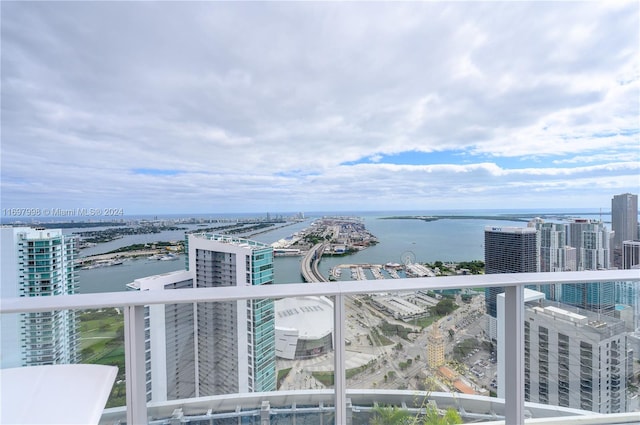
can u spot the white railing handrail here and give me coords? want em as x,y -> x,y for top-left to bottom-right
1,270 -> 637,313
2,269 -> 638,425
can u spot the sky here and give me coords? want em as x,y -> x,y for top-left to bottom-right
1,1 -> 639,215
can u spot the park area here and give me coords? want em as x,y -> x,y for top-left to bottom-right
79,308 -> 126,407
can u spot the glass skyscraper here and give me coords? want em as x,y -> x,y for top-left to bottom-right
1,227 -> 79,368
611,193 -> 638,268
131,233 -> 276,402
559,281 -> 616,315
484,226 -> 539,340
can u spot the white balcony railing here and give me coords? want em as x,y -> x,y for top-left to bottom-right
1,270 -> 638,424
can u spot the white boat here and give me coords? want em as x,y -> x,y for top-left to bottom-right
159,254 -> 179,261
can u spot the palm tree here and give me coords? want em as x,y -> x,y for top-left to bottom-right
370,404 -> 463,425
371,404 -> 411,425
421,406 -> 463,425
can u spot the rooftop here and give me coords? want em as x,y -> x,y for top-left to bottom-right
275,296 -> 333,339
528,299 -> 626,335
189,232 -> 272,249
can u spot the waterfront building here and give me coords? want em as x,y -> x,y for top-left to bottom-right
484,226 -> 539,340
567,219 -> 611,270
0,226 -> 78,368
129,233 -> 276,402
523,299 -> 628,414
612,193 -> 638,268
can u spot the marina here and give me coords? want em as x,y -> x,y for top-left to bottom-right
73,210 -> 569,293
76,248 -> 182,270
330,263 -> 406,281
81,259 -> 124,270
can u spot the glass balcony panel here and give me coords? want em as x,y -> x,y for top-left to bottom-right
3,275 -> 638,424
77,308 -> 126,409
344,287 -> 492,424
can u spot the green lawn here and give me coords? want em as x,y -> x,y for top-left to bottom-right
312,363 -> 376,387
79,309 -> 126,407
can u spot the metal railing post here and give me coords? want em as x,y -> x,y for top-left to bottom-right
260,400 -> 270,425
124,305 -> 147,424
504,285 -> 524,424
334,294 -> 347,424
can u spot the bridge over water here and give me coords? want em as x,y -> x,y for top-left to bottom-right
300,243 -> 328,283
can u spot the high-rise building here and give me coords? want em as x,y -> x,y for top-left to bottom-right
567,219 -> 611,270
564,246 -> 577,272
615,281 -> 640,332
531,219 -> 614,311
1,226 -> 78,368
559,281 -> 616,316
611,193 -> 638,268
622,240 -> 640,270
484,226 -> 538,340
129,233 -> 276,402
523,300 -> 628,414
561,213 -> 616,315
533,221 -> 575,301
536,222 -> 570,272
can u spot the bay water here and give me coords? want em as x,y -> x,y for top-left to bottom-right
75,209 -> 609,293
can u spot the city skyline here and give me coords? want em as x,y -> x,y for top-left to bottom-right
1,2 -> 638,214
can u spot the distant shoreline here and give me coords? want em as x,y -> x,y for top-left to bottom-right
379,212 -> 611,223
0,209 -> 616,227
380,215 -> 530,223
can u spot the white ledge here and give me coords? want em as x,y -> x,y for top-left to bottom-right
1,270 -> 637,314
1,364 -> 117,425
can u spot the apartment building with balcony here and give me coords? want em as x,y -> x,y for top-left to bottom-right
0,226 -> 78,368
524,299 -> 628,414
526,218 -> 625,323
128,233 -> 276,402
568,219 -> 611,271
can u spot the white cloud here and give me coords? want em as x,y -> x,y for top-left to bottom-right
1,1 -> 638,214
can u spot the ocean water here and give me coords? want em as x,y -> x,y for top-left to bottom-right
76,209 -> 612,293
78,257 -> 188,294
77,221 -> 313,293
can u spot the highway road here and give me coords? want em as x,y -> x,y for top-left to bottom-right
300,243 -> 328,282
